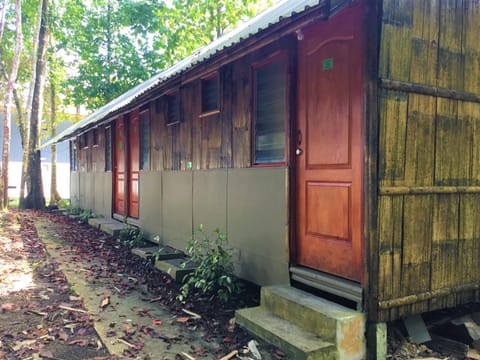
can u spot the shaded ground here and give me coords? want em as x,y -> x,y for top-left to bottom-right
0,210 -> 112,359
2,209 -> 480,360
0,209 -> 282,359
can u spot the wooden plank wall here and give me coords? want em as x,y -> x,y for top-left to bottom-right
376,0 -> 480,321
147,46 -> 290,171
77,124 -> 107,174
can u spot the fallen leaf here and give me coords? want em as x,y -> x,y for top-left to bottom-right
152,319 -> 162,326
227,317 -> 235,332
58,329 -> 69,341
223,337 -> 233,343
1,303 -> 18,312
39,348 -> 54,358
69,339 -> 89,347
77,327 -> 87,336
176,317 -> 190,323
100,296 -> 110,309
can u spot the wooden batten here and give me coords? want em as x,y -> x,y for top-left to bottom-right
375,0 -> 480,321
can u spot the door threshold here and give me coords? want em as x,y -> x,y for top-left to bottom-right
290,266 -> 363,310
112,213 -> 140,227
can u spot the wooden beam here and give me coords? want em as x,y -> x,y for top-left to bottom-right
380,78 -> 480,103
378,282 -> 480,309
379,186 -> 480,195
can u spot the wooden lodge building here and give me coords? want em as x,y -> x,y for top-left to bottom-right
48,0 -> 480,356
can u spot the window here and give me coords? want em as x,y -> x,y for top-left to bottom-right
93,128 -> 99,146
253,56 -> 287,164
81,133 -> 89,149
166,93 -> 181,126
140,110 -> 150,170
70,140 -> 77,172
201,73 -> 219,114
105,126 -> 112,171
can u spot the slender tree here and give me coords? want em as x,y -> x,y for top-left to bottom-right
48,77 -> 60,206
23,0 -> 48,210
1,0 -> 22,209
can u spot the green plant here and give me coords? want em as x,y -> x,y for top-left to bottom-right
65,203 -> 81,215
118,224 -> 147,248
58,199 -> 70,209
178,224 -> 240,304
79,209 -> 96,222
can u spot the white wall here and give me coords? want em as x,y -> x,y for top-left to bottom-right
7,161 -> 70,201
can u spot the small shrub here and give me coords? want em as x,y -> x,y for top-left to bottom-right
178,224 -> 240,304
58,199 -> 70,209
79,209 -> 96,223
66,204 -> 81,215
118,224 -> 147,248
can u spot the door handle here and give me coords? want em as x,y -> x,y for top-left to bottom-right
296,148 -> 303,156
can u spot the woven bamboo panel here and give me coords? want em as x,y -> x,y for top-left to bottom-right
376,0 -> 480,321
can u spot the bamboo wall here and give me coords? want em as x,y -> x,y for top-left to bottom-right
376,0 -> 480,321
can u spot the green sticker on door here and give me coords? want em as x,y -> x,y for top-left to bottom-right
322,57 -> 334,71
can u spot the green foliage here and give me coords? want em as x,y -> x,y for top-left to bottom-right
118,223 -> 148,248
79,209 -> 96,222
65,203 -> 81,215
178,224 -> 240,304
57,198 -> 70,209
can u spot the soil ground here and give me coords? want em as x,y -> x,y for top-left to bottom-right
0,209 -> 282,359
1,209 -> 480,359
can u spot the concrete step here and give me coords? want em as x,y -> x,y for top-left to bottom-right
131,245 -> 184,261
88,218 -> 118,229
262,285 -> 363,339
237,285 -> 366,360
154,257 -> 198,282
236,307 -> 336,360
99,221 -> 128,236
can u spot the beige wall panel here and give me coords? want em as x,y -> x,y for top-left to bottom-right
227,167 -> 289,285
139,171 -> 163,241
92,172 -> 112,218
162,171 -> 193,250
78,172 -> 90,209
70,172 -> 80,205
192,170 -> 228,234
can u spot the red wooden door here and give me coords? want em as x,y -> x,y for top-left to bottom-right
296,3 -> 364,282
114,116 -> 126,215
128,111 -> 140,218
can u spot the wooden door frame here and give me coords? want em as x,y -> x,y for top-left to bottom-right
112,115 -> 127,217
288,1 -> 367,284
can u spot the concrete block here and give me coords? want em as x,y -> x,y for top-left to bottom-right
131,245 -> 184,261
88,218 -> 115,229
367,322 -> 387,360
236,306 -> 336,360
154,257 -> 197,282
99,221 -> 128,236
262,286 -> 364,342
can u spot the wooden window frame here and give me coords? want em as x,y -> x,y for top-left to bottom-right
139,109 -> 151,170
166,92 -> 181,126
70,140 -> 78,172
80,133 -> 89,149
104,126 -> 112,172
200,72 -> 221,117
251,52 -> 289,167
92,128 -> 99,147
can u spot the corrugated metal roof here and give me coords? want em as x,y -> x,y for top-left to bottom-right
42,0 -> 337,148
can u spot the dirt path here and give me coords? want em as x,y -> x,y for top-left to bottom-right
0,210 -> 112,359
0,210 -> 280,360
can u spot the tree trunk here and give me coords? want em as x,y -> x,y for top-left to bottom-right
19,0 -> 42,207
1,0 -> 22,209
23,0 -> 48,210
0,0 -> 7,43
49,83 -> 60,206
